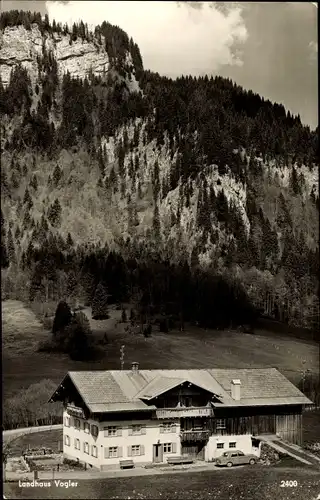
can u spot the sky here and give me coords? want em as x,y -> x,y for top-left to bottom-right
1,1 -> 318,129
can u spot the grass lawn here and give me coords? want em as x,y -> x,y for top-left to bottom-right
6,430 -> 63,457
303,410 -> 320,444
4,466 -> 320,499
2,300 -> 49,357
3,300 -> 318,400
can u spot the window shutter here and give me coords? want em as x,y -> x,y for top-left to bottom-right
141,425 -> 146,435
140,445 -> 145,456
127,446 -> 132,457
118,447 -> 123,458
117,427 -> 122,437
160,424 -> 164,434
172,443 -> 177,453
128,426 -> 133,436
171,423 -> 176,433
104,447 -> 108,459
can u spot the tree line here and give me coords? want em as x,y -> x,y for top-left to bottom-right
3,379 -> 62,430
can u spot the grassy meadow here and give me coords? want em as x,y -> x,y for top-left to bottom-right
5,429 -> 63,458
2,299 -> 319,401
4,466 -> 320,500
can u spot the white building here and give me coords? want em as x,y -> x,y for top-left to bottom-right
49,364 -> 312,470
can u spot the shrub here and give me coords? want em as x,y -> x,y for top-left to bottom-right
37,339 -> 62,353
63,457 -> 85,469
52,301 -> 72,335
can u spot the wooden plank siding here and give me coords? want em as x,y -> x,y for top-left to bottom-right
276,413 -> 302,445
210,405 -> 303,445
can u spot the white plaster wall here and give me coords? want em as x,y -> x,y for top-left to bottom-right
99,417 -> 181,468
205,434 -> 257,460
63,411 -> 101,469
62,411 -> 181,469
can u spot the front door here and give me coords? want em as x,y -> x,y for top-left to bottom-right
153,444 -> 163,463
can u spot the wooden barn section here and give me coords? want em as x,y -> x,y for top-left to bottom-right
211,405 -> 304,445
210,369 -> 309,446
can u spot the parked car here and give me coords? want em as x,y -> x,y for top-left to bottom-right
215,450 -> 257,467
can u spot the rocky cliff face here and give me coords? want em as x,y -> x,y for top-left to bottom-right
1,13 -> 319,330
0,24 -> 138,88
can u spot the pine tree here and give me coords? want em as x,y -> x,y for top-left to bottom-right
216,189 -> 229,224
53,165 -> 62,187
289,166 -> 300,195
66,232 -> 73,248
152,160 -> 160,200
92,282 -> 109,320
23,188 -> 32,205
15,225 -> 21,241
48,199 -> 62,227
52,300 -> 73,336
121,308 -> 127,322
7,228 -> 16,265
66,311 -> 92,360
152,203 -> 161,242
1,210 -> 9,269
30,174 -> 38,191
23,210 -> 31,229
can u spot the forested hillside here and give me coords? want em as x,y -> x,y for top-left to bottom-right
1,10 -> 319,334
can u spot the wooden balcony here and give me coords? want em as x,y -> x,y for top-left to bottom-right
66,404 -> 85,418
156,407 -> 213,419
180,430 -> 210,442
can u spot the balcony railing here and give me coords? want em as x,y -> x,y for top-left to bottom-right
156,406 -> 213,419
66,404 -> 85,418
180,430 -> 210,442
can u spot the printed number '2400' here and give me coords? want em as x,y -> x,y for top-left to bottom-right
280,480 -> 298,488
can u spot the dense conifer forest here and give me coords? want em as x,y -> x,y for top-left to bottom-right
1,10 -> 319,341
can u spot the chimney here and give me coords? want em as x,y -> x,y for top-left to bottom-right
131,362 -> 139,372
231,379 -> 241,401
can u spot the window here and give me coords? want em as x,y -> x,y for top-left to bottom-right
229,442 -> 236,448
91,445 -> 98,458
64,435 -> 70,446
104,426 -> 117,437
74,418 -> 81,430
163,443 -> 172,453
64,416 -> 70,427
238,451 -> 245,456
84,442 -> 89,454
163,422 -> 174,433
131,445 -> 140,456
107,447 -> 118,458
91,424 -> 99,437
84,422 -> 90,434
216,419 -> 226,430
132,425 -> 141,435
74,438 -> 80,450
217,443 -> 224,449
231,453 -> 238,457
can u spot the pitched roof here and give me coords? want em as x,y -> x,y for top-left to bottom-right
136,376 -> 186,400
51,368 -> 312,413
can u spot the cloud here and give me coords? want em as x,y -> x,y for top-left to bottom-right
46,1 -> 248,77
309,40 -> 318,61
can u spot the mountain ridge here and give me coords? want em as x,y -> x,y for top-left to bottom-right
1,10 -> 319,332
